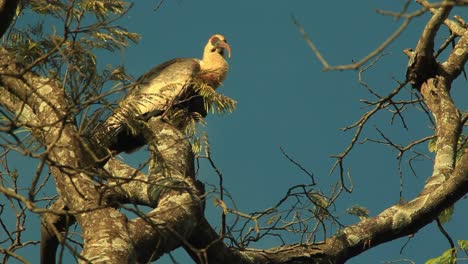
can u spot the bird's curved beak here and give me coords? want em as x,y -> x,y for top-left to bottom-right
217,41 -> 231,58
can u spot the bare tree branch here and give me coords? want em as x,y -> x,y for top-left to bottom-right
293,11 -> 421,71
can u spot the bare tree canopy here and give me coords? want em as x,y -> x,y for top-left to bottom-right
0,1 -> 467,263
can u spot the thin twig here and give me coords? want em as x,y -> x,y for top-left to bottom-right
279,147 -> 316,185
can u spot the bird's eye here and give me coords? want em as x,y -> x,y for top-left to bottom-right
210,37 -> 220,46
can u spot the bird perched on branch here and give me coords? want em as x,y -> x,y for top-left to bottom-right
91,34 -> 232,154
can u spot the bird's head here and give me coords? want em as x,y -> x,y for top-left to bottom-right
206,34 -> 231,59
200,34 -> 231,86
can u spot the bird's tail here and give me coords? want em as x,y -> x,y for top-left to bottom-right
89,107 -> 149,154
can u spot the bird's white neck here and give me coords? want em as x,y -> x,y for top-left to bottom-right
199,52 -> 229,88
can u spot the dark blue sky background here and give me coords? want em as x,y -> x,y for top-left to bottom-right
3,1 -> 467,263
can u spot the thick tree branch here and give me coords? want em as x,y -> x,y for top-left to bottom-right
440,30 -> 468,82
187,148 -> 466,264
1,47 -> 135,263
178,69 -> 466,264
185,217 -> 251,264
102,158 -> 152,205
39,118 -> 204,263
418,0 -> 467,36
419,78 -> 461,194
129,180 -> 203,263
406,0 -> 454,88
127,118 -> 203,262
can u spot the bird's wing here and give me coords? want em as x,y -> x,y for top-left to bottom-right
106,58 -> 201,127
91,58 -> 201,152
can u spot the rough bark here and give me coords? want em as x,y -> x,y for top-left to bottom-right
0,47 -> 203,263
180,149 -> 467,264
1,46 -> 132,263
405,2 -> 452,88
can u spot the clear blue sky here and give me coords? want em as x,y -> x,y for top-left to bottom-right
4,1 -> 467,263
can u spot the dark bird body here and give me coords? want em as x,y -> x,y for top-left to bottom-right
91,34 -> 231,153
